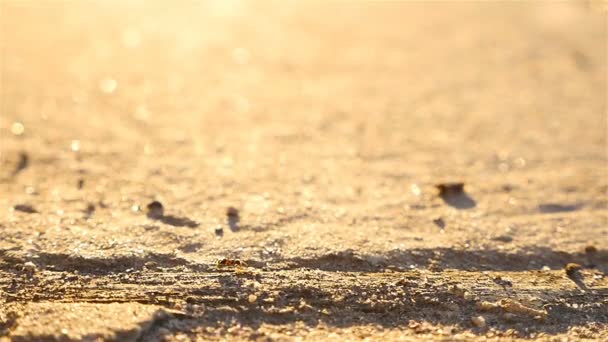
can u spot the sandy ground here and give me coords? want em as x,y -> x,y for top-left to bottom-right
1,1 -> 607,341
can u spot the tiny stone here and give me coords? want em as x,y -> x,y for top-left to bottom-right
565,263 -> 582,278
23,261 -> 37,272
226,206 -> 239,218
248,294 -> 258,303
433,217 -> 445,229
84,203 -> 95,218
471,315 -> 486,328
585,245 -> 597,254
493,235 -> 513,243
14,204 -> 38,213
214,226 -> 224,236
146,201 -> 164,218
436,182 -> 465,196
11,122 -> 25,136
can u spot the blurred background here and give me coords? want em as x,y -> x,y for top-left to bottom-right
0,0 -> 605,262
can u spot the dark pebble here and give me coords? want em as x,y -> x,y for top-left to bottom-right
564,263 -> 582,278
226,206 -> 239,218
584,245 -> 597,255
146,201 -> 164,218
14,204 -> 37,213
12,152 -> 29,176
435,182 -> 464,197
433,218 -> 445,229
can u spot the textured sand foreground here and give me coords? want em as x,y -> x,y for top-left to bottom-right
1,1 -> 607,340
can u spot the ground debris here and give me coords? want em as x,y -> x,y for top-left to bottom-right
433,217 -> 446,229
585,245 -> 597,266
83,203 -> 95,218
216,258 -> 248,267
471,315 -> 486,328
493,276 -> 512,287
12,152 -> 29,176
565,263 -> 583,278
436,182 -> 464,196
22,261 -> 38,273
476,298 -> 547,320
226,207 -> 239,218
146,201 -> 164,219
447,284 -> 467,298
13,204 -> 38,213
435,182 -> 476,209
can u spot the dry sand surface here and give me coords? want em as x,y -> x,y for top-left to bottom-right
1,1 -> 607,341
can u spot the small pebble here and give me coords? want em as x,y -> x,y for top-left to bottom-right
23,261 -> 37,273
492,235 -> 513,243
585,245 -> 598,267
471,315 -> 486,328
433,218 -> 445,229
11,122 -> 25,136
248,294 -> 258,303
565,263 -> 582,278
84,203 -> 95,218
13,152 -> 29,176
13,204 -> 38,213
146,201 -> 164,218
214,226 -> 224,236
226,206 -> 239,218
77,179 -> 85,189
585,245 -> 597,254
436,182 -> 465,197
